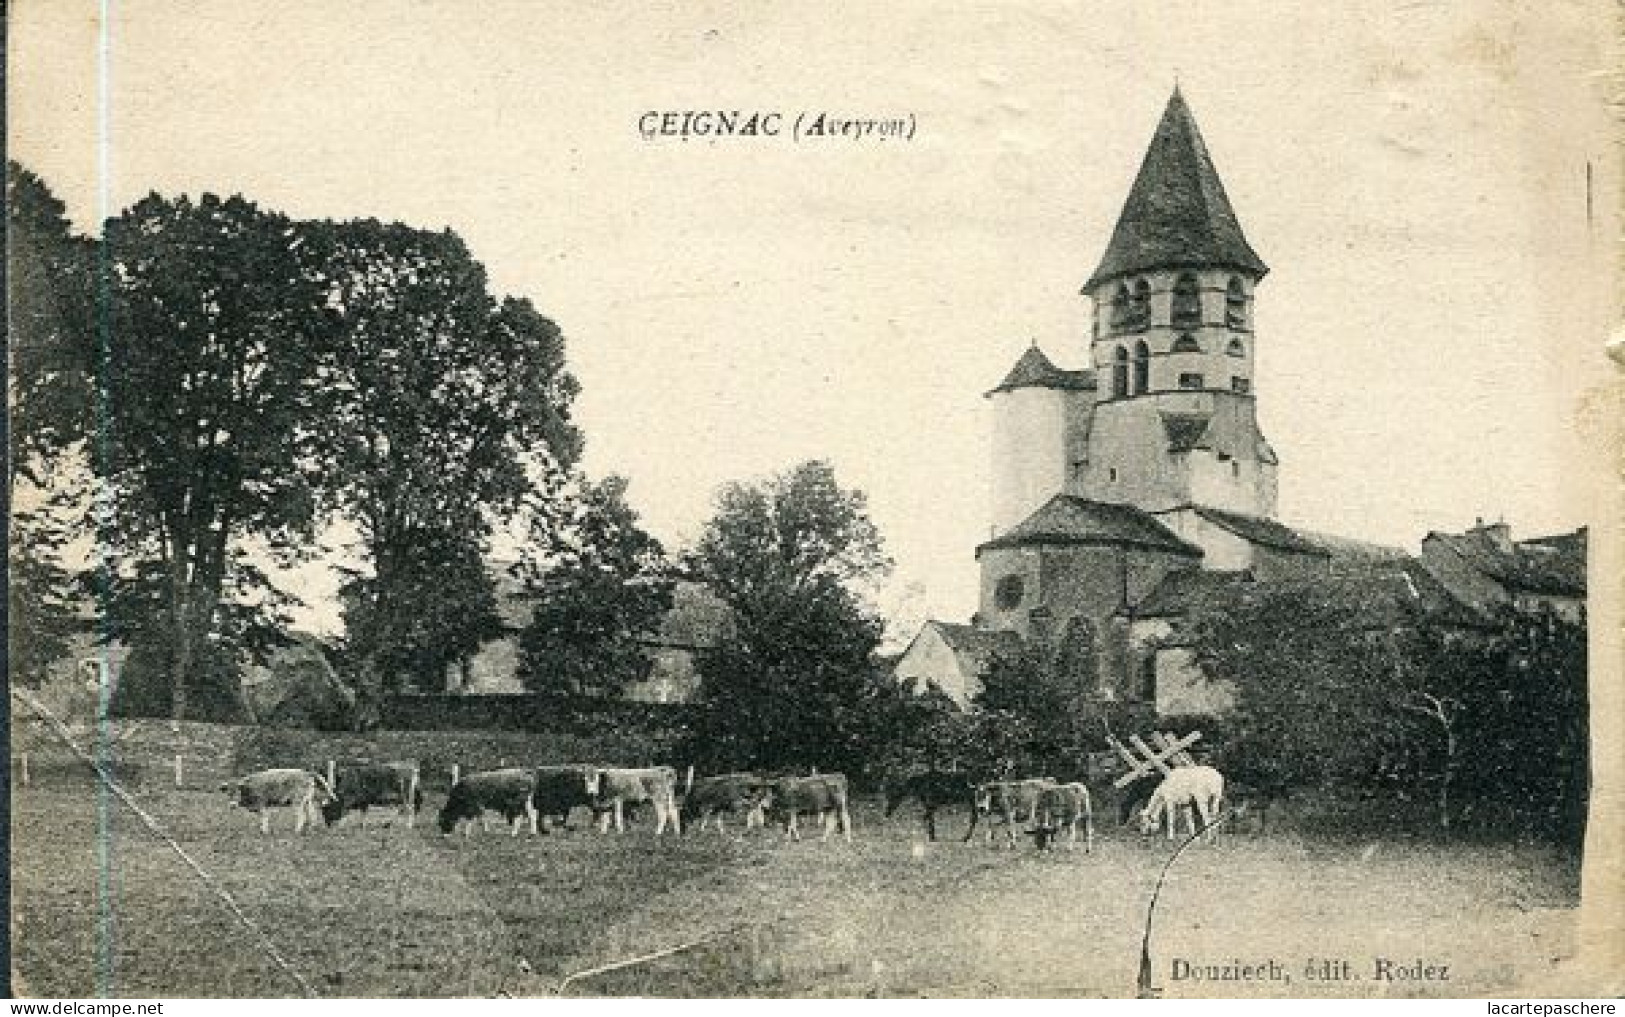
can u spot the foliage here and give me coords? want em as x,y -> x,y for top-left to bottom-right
684,461 -> 893,775
305,218 -> 582,693
95,192 -> 335,721
1190,581 -> 1588,840
969,634 -> 1108,780
516,475 -> 675,697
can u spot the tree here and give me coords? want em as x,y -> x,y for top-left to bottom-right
685,461 -> 893,774
306,219 -> 582,693
972,635 -> 1107,780
516,475 -> 674,697
7,162 -> 97,687
96,193 -> 333,722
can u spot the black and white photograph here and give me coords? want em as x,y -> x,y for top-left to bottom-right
7,0 -> 1622,999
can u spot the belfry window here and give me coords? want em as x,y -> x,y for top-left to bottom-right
1111,346 -> 1130,397
1225,276 -> 1249,329
1129,278 -> 1151,332
1172,273 -> 1202,329
994,574 -> 1026,611
1132,341 -> 1150,394
1227,336 -> 1246,357
1109,285 -> 1132,333
1171,332 -> 1202,353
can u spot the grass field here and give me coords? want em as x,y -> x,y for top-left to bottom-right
8,727 -> 1589,998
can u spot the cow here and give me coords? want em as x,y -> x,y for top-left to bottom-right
221,768 -> 334,835
882,769 -> 976,842
320,761 -> 423,828
964,778 -> 1055,847
1139,765 -> 1225,843
438,768 -> 539,837
680,773 -> 771,834
763,773 -> 853,843
531,764 -> 603,832
1034,781 -> 1094,852
592,766 -> 681,835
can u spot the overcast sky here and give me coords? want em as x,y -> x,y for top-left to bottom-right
11,1 -> 1615,638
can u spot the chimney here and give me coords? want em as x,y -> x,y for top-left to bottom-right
1471,517 -> 1513,553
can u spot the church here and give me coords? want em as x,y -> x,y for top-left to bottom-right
893,88 -> 1586,715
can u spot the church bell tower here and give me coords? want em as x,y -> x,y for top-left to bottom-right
1071,88 -> 1279,518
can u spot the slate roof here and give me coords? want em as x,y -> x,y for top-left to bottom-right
1425,527 -> 1587,597
1084,88 -> 1269,290
1292,528 -> 1411,564
988,345 -> 1096,395
979,495 -> 1204,557
1189,505 -> 1330,556
929,622 -> 1023,675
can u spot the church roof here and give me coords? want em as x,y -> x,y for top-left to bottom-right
988,345 -> 1095,395
978,495 -> 1204,557
1189,505 -> 1330,557
1084,88 -> 1269,290
1133,568 -> 1254,618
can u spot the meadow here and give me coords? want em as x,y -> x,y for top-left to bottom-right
8,722 -> 1585,998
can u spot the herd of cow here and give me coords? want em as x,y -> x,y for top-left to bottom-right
219,758 -> 1232,850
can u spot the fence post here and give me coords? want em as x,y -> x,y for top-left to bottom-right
450,762 -> 460,787
174,753 -> 184,788
326,759 -> 336,789
20,752 -> 30,787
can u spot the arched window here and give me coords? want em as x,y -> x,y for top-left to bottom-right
1225,276 -> 1248,329
994,575 -> 1025,611
1171,332 -> 1202,353
1111,346 -> 1129,397
1226,336 -> 1246,357
1109,284 -> 1132,333
1133,341 -> 1150,394
1130,278 -> 1151,332
1172,273 -> 1202,329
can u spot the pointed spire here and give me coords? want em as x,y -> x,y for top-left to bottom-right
987,344 -> 1095,395
1083,89 -> 1268,291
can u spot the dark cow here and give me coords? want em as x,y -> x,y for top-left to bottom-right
222,768 -> 335,835
965,778 -> 1055,847
1034,781 -> 1093,852
764,773 -> 853,843
593,767 -> 681,834
681,773 -> 770,834
531,764 -> 602,831
882,769 -> 975,842
438,768 -> 539,837
321,761 -> 423,828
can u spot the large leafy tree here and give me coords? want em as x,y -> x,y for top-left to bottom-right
307,220 -> 581,695
685,460 -> 894,774
516,475 -> 674,697
7,162 -> 96,686
97,193 -> 331,722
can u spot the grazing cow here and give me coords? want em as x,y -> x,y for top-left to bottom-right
593,767 -> 681,835
764,773 -> 853,843
222,768 -> 334,835
882,769 -> 975,842
1139,765 -> 1225,842
531,764 -> 603,832
1034,782 -> 1094,852
321,761 -> 423,828
438,768 -> 539,837
680,773 -> 771,834
964,778 -> 1054,847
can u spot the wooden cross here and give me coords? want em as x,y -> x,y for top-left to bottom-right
1110,730 -> 1202,788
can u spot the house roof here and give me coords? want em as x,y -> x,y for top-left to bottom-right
988,345 -> 1096,395
1292,528 -> 1412,564
1425,527 -> 1587,597
979,495 -> 1204,557
929,622 -> 1022,676
1188,505 -> 1330,557
1084,88 -> 1269,290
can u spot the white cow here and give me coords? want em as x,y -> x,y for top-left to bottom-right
222,768 -> 334,835
1139,765 -> 1225,842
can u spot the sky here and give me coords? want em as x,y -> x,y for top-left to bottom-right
10,0 -> 1616,640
